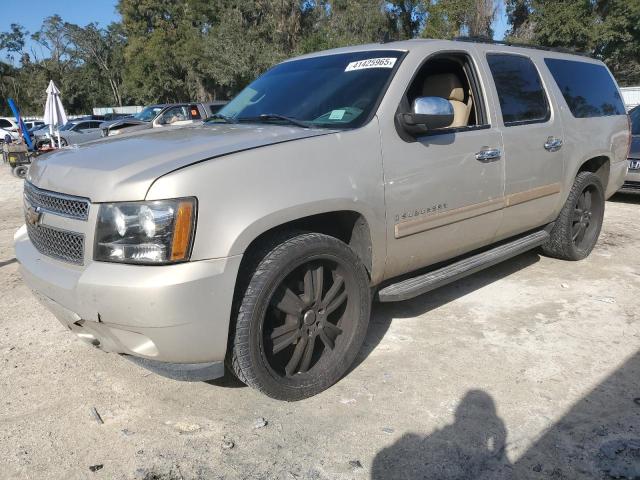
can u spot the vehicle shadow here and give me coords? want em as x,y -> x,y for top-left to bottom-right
207,251 -> 540,390
0,257 -> 17,268
351,251 -> 541,372
371,351 -> 640,479
608,192 -> 640,204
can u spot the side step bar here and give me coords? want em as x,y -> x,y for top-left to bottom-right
377,230 -> 550,302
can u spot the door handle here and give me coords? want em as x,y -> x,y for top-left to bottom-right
544,137 -> 563,152
475,148 -> 502,162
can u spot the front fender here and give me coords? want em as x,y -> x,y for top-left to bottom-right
145,120 -> 387,281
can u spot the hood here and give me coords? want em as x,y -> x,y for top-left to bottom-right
28,123 -> 335,202
101,118 -> 146,129
629,135 -> 640,160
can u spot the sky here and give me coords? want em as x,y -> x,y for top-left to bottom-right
2,0 -> 510,58
1,0 -> 121,59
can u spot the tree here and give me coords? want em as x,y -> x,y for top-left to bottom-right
63,22 -> 126,106
422,0 -> 497,39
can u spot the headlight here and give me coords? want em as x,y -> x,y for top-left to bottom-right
94,198 -> 196,264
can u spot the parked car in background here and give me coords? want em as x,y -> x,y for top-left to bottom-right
621,105 -> 640,192
100,102 -> 226,137
16,40 -> 630,400
51,119 -> 105,146
204,101 -> 227,115
102,112 -> 132,121
0,117 -> 20,141
23,120 -> 45,131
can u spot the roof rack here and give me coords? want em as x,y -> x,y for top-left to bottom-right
453,36 -> 592,58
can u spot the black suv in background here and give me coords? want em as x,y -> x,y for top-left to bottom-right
621,105 -> 640,192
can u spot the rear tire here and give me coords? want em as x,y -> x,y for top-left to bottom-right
229,232 -> 371,401
542,171 -> 605,261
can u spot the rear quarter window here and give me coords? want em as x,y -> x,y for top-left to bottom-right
486,54 -> 550,126
544,59 -> 625,118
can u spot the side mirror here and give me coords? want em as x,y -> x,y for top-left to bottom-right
397,96 -> 454,135
156,117 -> 167,126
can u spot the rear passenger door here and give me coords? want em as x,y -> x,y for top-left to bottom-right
482,52 -> 564,239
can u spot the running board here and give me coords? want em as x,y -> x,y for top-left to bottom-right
377,230 -> 550,302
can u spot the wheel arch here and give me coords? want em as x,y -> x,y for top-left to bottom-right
575,154 -> 610,191
231,206 -> 379,283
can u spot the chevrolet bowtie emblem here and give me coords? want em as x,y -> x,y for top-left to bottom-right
25,205 -> 42,226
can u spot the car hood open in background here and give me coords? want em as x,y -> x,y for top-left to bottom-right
28,124 -> 336,202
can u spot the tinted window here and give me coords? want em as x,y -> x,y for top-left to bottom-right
0,119 -> 12,128
217,50 -> 404,129
544,59 -> 625,118
487,54 -> 549,125
630,107 -> 640,135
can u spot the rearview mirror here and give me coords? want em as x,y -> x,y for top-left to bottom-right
397,96 -> 454,135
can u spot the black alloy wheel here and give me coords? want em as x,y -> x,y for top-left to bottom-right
230,232 -> 371,401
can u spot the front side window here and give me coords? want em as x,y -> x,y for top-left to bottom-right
487,54 -> 549,126
544,58 -> 625,118
0,119 -> 12,128
216,50 -> 404,129
159,106 -> 189,124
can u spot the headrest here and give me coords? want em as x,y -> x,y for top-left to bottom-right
422,74 -> 465,102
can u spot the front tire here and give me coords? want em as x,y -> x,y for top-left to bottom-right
542,171 -> 605,260
230,232 -> 371,401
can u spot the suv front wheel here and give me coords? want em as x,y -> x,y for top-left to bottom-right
229,232 -> 371,401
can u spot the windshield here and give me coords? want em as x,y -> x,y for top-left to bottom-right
134,106 -> 164,122
216,50 -> 404,129
631,107 -> 640,135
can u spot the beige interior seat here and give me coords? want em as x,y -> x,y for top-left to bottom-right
421,73 -> 471,128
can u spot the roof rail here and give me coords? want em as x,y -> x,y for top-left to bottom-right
453,36 -> 592,58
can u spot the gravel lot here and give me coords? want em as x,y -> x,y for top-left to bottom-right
1,164 -> 639,480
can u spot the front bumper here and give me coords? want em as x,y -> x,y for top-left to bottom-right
621,160 -> 640,193
15,225 -> 242,376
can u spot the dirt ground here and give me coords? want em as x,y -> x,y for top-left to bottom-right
0,164 -> 639,480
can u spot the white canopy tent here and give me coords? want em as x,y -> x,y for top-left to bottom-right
43,80 -> 67,148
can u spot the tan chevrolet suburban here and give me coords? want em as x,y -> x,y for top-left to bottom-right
15,39 -> 631,400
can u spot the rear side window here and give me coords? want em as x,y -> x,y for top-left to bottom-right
544,59 -> 625,118
0,119 -> 12,128
487,54 -> 549,126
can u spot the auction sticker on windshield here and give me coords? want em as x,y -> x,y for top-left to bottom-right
345,58 -> 397,72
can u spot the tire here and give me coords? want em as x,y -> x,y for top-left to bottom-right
229,232 -> 371,401
542,171 -> 605,261
13,165 -> 28,179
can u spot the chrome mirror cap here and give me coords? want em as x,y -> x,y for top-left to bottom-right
412,96 -> 454,117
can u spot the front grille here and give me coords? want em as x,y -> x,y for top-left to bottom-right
24,181 -> 90,221
26,223 -> 85,265
622,181 -> 640,191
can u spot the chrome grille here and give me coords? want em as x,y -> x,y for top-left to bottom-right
24,181 -> 90,221
26,223 -> 85,265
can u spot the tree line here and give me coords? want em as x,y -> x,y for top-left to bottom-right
0,0 -> 638,116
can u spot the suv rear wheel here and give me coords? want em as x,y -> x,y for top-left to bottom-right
229,232 -> 371,401
542,171 -> 605,261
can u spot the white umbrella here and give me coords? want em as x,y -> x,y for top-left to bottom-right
43,80 -> 67,148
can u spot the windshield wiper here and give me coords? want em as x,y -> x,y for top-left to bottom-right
239,113 -> 310,129
205,113 -> 236,124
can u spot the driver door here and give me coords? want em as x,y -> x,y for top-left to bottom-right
380,50 -> 505,279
